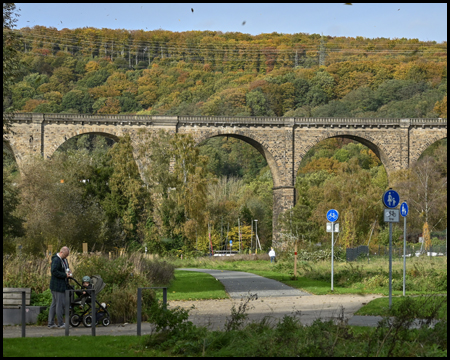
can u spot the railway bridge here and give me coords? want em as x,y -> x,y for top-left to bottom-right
4,113 -> 447,243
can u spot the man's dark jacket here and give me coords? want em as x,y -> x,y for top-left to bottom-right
50,253 -> 69,293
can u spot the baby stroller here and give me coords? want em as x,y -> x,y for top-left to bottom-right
68,275 -> 111,327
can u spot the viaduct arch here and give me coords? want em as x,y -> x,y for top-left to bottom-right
4,113 -> 447,244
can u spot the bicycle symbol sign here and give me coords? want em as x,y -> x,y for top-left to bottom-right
326,209 -> 339,222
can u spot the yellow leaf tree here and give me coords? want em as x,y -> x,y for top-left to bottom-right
423,222 -> 431,251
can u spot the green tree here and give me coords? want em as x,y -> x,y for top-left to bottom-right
278,177 -> 319,245
311,158 -> 384,245
3,3 -> 23,132
390,155 -> 447,234
102,133 -> 150,248
246,89 -> 269,116
16,153 -> 107,254
137,130 -> 209,249
61,89 -> 93,113
3,164 -> 24,253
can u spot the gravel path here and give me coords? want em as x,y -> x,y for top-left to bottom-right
177,268 -> 311,298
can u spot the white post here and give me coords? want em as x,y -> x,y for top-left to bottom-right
254,220 -> 260,251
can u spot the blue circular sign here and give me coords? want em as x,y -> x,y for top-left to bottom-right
326,209 -> 339,222
400,202 -> 408,217
229,240 -> 232,244
383,189 -> 400,208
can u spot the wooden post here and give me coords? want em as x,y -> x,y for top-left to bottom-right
82,242 -> 88,254
294,241 -> 298,280
109,252 -> 112,260
47,244 -> 53,258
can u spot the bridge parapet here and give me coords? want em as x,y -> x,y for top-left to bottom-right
7,113 -> 447,128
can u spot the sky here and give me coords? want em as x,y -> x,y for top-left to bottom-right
14,3 -> 447,43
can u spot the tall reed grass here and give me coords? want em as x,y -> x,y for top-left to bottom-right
3,252 -> 175,323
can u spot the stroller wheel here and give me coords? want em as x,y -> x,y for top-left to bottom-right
82,315 -> 94,327
102,317 -> 110,327
70,314 -> 81,327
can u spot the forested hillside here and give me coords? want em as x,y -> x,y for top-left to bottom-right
4,26 -> 447,118
3,26 -> 447,256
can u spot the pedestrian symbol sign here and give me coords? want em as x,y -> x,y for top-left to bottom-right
400,202 -> 408,217
383,190 -> 400,208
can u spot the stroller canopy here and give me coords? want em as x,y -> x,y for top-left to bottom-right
91,275 -> 106,294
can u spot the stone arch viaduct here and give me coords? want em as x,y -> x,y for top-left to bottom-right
4,113 -> 447,243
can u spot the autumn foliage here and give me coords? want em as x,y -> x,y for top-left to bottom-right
3,26 -> 446,119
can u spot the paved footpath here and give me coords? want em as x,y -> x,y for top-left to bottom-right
177,268 -> 311,298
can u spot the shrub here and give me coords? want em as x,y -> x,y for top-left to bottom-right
224,293 -> 258,331
366,295 -> 447,357
72,252 -> 175,323
278,247 -> 346,262
144,299 -> 207,356
3,252 -> 175,324
3,254 -> 50,294
30,288 -> 52,306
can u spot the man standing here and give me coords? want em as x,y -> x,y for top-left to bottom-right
48,246 -> 72,328
269,247 -> 276,263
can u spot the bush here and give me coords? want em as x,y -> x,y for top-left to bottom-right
367,295 -> 447,357
30,288 -> 52,306
139,292 -> 447,357
278,247 -> 346,262
145,299 -> 207,356
72,252 -> 175,323
3,252 -> 176,324
31,289 -> 53,325
3,254 -> 50,294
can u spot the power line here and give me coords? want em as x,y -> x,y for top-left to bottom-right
13,28 -> 446,48
26,40 -> 446,63
20,40 -> 447,61
10,30 -> 447,54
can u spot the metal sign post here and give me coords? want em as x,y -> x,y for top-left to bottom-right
383,189 -> 400,308
400,202 -> 408,296
326,209 -> 339,292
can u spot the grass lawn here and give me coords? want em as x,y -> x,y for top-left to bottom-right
1,326 -> 375,357
355,295 -> 448,319
154,270 -> 228,301
169,256 -> 447,296
248,270 -> 441,296
246,270 -> 371,295
3,335 -> 160,357
4,322 -> 443,357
